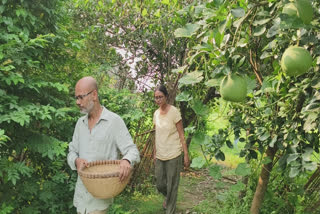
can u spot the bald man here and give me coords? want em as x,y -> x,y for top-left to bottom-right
67,76 -> 140,214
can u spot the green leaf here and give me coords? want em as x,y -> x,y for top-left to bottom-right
26,133 -> 67,160
305,103 -> 320,111
172,65 -> 187,74
178,71 -> 203,85
304,113 -> 318,132
5,161 -> 33,185
235,163 -> 251,176
289,167 -> 300,178
0,110 -> 30,126
174,23 -> 200,38
303,162 -> 317,171
154,9 -> 161,18
142,8 -> 148,16
209,164 -> 222,180
226,140 -> 233,149
269,135 -> 277,147
262,157 -> 272,164
175,91 -> 192,102
215,150 -> 225,161
230,181 -> 246,192
0,203 -> 14,214
205,77 -> 222,87
191,99 -> 209,116
233,16 -> 245,28
236,38 -> 247,47
260,51 -> 273,59
191,132 -> 210,145
1,72 -> 24,86
267,23 -> 280,38
258,131 -> 270,141
161,0 -> 170,5
287,153 -> 299,164
218,20 -> 228,34
190,156 -> 206,169
253,18 -> 271,26
302,147 -> 313,161
231,8 -> 245,18
253,26 -> 266,36
249,150 -> 258,159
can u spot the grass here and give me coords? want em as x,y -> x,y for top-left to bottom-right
109,165 -> 249,214
109,187 -> 164,214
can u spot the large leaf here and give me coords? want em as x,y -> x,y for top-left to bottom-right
231,8 -> 245,18
289,167 -> 300,178
303,162 -> 317,171
191,99 -> 209,116
287,153 -> 299,164
230,181 -> 246,192
267,23 -> 280,38
303,113 -> 318,132
253,18 -> 271,26
253,26 -> 266,36
174,23 -> 200,38
190,156 -> 206,169
205,77 -> 223,87
235,163 -> 251,176
191,132 -> 211,145
175,91 -> 192,102
302,147 -> 313,161
178,71 -> 203,85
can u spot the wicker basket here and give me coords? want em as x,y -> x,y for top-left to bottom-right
78,160 -> 132,199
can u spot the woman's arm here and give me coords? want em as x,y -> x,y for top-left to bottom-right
153,125 -> 156,164
176,120 -> 190,168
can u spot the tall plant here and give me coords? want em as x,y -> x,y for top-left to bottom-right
0,0 -> 90,212
174,0 -> 320,213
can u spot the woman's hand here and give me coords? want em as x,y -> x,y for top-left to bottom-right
184,153 -> 190,168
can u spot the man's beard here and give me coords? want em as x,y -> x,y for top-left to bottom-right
80,100 -> 94,114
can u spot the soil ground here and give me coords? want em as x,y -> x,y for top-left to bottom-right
111,168 -> 238,214
176,169 -> 236,214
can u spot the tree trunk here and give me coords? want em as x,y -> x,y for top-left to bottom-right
250,146 -> 277,214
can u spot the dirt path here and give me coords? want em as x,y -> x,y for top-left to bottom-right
176,169 -> 236,214
111,168 -> 237,214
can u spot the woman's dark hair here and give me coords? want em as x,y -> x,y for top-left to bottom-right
155,85 -> 169,97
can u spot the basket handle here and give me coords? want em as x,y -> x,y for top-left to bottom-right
78,160 -> 122,178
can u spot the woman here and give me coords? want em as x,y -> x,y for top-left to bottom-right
153,85 -> 190,214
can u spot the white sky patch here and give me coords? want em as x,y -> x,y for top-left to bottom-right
115,47 -> 154,91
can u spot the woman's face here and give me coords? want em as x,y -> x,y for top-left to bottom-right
154,90 -> 166,106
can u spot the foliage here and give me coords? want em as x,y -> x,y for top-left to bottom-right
174,0 -> 320,212
2,0 -> 320,212
70,0 -> 197,96
0,0 -> 162,212
0,0 -> 92,212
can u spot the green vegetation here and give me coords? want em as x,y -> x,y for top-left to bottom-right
1,0 -> 320,213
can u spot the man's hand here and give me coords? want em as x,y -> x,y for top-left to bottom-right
76,158 -> 88,172
119,159 -> 132,182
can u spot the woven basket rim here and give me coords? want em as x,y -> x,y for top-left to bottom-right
79,160 -> 121,178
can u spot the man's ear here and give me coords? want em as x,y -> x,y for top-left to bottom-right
93,90 -> 99,101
